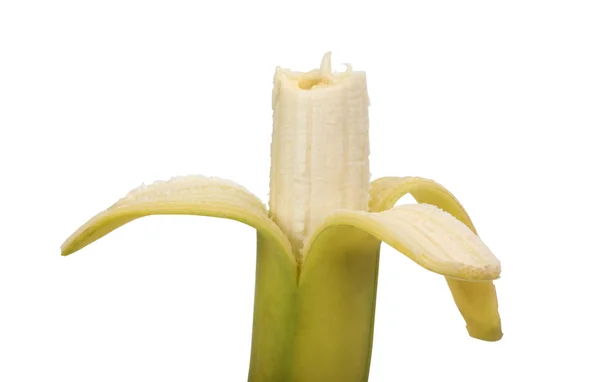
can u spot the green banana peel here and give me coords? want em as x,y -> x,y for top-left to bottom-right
249,235 -> 297,381
61,175 -> 501,382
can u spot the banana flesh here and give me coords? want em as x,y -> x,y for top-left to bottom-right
269,52 -> 371,257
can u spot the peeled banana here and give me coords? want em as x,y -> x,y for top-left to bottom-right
61,52 -> 502,382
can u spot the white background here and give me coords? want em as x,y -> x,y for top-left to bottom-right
1,1 -> 599,381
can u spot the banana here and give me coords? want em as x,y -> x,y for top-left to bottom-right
61,53 -> 502,381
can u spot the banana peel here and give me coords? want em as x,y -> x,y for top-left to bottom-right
61,175 -> 501,382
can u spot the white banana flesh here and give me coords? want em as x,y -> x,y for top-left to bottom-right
269,52 -> 371,257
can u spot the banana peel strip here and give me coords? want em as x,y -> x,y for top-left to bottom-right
303,204 -> 501,281
368,176 -> 503,341
61,175 -> 295,265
